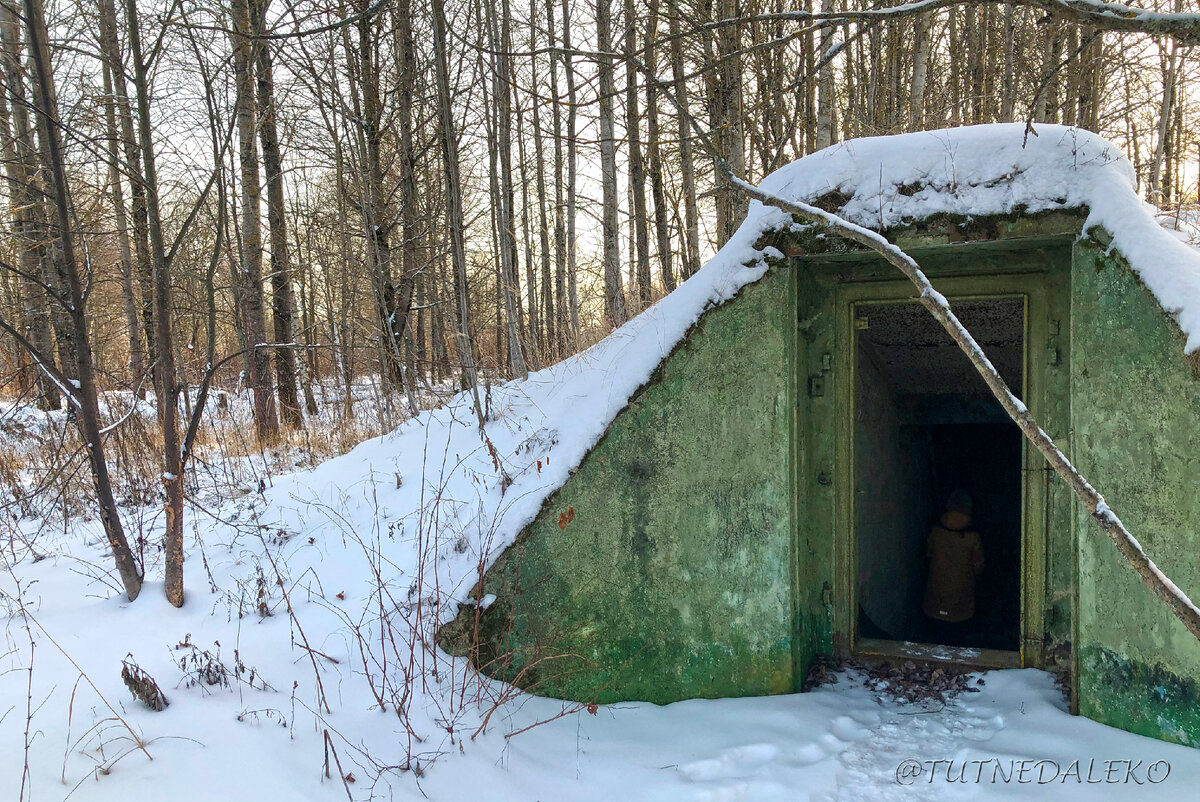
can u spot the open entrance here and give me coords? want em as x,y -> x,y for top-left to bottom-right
853,297 -> 1024,658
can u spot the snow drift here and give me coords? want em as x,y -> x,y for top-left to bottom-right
5,123 -> 1200,801
259,124 -> 1200,630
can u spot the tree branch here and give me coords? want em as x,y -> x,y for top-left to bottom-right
688,0 -> 1200,43
627,51 -> 1200,643
0,313 -> 79,408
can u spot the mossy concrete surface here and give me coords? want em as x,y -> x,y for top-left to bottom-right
1071,238 -> 1200,747
440,212 -> 1200,749
441,267 -> 796,704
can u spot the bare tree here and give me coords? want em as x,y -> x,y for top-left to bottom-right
122,0 -> 185,606
97,0 -> 155,373
431,0 -> 485,424
546,0 -> 568,353
530,0 -> 555,355
99,55 -> 145,399
624,0 -> 651,308
230,0 -> 280,442
487,0 -> 529,378
669,6 -> 702,279
596,0 -> 626,326
0,4 -> 57,410
251,0 -> 303,428
20,0 -> 142,600
645,5 -> 675,293
561,0 -> 581,337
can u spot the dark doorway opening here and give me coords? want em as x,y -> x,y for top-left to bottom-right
854,297 -> 1024,655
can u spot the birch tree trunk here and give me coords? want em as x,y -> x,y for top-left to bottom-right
250,0 -> 302,429
596,0 -> 626,327
816,0 -> 836,149
1064,24 -> 1080,127
1001,2 -> 1016,122
909,14 -> 930,130
967,6 -> 983,123
949,9 -> 962,123
230,0 -> 279,443
431,0 -> 484,423
0,6 -> 57,410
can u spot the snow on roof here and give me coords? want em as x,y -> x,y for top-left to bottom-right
12,126 -> 1200,797
266,124 -> 1200,617
760,123 -> 1200,352
264,193 -> 777,611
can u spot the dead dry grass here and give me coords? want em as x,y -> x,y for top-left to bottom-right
0,377 -> 449,564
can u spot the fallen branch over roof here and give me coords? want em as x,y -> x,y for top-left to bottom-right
635,53 -> 1200,643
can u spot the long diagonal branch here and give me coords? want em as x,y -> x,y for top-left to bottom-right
623,52 -> 1200,643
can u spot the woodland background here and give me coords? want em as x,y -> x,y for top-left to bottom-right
0,0 -> 1197,602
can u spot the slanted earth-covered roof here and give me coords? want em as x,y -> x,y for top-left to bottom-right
267,124 -> 1200,629
758,123 -> 1200,350
8,126 -> 1200,799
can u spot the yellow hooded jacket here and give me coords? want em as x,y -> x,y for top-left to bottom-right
922,508 -> 984,623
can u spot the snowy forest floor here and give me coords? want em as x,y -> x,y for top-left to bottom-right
0,378 -> 1198,802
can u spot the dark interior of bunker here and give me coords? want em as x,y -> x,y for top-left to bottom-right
854,297 -> 1024,653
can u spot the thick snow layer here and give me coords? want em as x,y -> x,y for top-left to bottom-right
760,123 -> 1200,352
266,124 -> 1200,620
4,124 -> 1200,800
0,208 -> 786,799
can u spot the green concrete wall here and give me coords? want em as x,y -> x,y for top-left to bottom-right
1071,236 -> 1200,747
792,264 -> 837,666
438,210 -> 1200,749
440,266 -> 797,704
800,236 -> 1076,668
854,341 -> 928,639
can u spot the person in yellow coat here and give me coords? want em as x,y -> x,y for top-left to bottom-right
923,490 -> 984,626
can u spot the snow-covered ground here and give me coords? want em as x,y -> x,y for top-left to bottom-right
5,526 -> 1198,801
3,124 -> 1200,800
4,382 -> 1197,801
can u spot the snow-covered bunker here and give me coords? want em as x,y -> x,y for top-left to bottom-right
440,125 -> 1200,747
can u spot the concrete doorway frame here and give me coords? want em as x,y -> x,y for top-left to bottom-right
832,275 -> 1051,671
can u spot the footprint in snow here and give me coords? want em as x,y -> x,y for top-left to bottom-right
778,715 -> 872,768
677,743 -> 780,782
815,698 -> 1013,801
947,710 -> 1005,742
789,742 -> 830,766
830,715 -> 871,741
